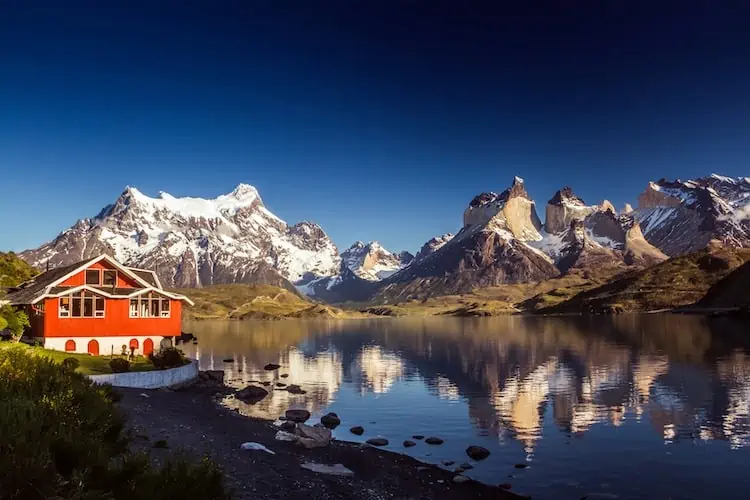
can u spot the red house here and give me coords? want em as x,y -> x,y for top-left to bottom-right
5,254 -> 193,356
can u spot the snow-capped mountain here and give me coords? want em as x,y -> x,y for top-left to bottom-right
534,188 -> 667,272
413,233 -> 454,261
341,241 -> 414,281
632,174 -> 750,256
373,177 -> 560,300
21,184 -> 340,288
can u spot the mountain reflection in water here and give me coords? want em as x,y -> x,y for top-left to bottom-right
181,315 -> 750,499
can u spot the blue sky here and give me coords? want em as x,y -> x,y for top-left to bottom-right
1,1 -> 750,253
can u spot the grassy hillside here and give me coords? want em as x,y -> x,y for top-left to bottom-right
172,284 -> 360,320
697,260 -> 750,309
538,247 -> 750,314
0,252 -> 38,293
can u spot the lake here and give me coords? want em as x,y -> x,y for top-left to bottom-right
180,315 -> 750,499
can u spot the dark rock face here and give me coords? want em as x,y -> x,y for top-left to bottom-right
425,437 -> 444,445
349,426 -> 365,436
403,440 -> 416,447
264,363 -> 281,371
279,421 -> 297,432
236,385 -> 268,403
465,445 -> 491,461
286,385 -> 306,395
376,228 -> 559,301
285,409 -> 311,423
366,438 -> 389,446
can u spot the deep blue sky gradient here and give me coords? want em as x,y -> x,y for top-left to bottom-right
2,1 -> 750,253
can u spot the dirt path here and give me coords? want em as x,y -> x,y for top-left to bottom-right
118,386 -> 524,500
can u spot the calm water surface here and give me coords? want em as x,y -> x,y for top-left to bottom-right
181,315 -> 750,499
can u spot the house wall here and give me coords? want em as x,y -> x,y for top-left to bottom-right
26,305 -> 45,337
43,297 -> 182,338
59,261 -> 141,288
42,335 -> 169,356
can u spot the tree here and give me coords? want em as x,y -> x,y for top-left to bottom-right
0,306 -> 29,342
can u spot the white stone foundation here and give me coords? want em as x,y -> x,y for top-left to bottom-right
41,336 -> 172,356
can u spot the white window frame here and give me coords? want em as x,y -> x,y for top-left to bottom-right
102,269 -> 117,287
58,290 -> 106,319
128,292 -> 171,319
85,269 -> 102,286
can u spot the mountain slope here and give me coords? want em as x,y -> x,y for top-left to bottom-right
20,184 -> 340,288
341,241 -> 413,281
0,252 -> 39,293
539,246 -> 750,314
373,177 -> 560,301
632,174 -> 750,256
697,260 -> 750,309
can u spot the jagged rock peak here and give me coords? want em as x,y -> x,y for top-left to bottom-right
549,186 -> 586,206
599,200 -> 616,214
341,241 -> 412,281
622,203 -> 634,214
414,233 -> 455,261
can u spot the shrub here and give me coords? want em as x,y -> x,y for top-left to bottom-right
148,347 -> 186,370
61,357 -> 80,371
109,357 -> 130,373
0,347 -> 231,499
0,305 -> 30,341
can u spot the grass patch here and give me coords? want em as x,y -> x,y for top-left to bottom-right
0,342 -> 155,375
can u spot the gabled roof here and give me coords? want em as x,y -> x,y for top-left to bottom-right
4,254 -> 192,306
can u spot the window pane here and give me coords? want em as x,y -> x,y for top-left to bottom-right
129,299 -> 138,317
60,297 -> 70,315
151,298 -> 160,317
85,270 -> 100,285
72,298 -> 81,317
95,298 -> 105,312
83,298 -> 93,317
103,270 -> 116,286
140,298 -> 149,317
162,299 -> 170,311
73,291 -> 82,298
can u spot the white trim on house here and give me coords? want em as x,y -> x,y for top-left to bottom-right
32,284 -> 193,306
42,335 -> 168,356
46,255 -> 154,291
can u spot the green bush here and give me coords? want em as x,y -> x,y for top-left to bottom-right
148,347 -> 186,370
61,357 -> 80,371
0,347 -> 231,499
0,305 -> 30,340
109,357 -> 131,373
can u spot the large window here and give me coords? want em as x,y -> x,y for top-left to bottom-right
59,290 -> 105,318
129,292 -> 171,318
85,269 -> 100,285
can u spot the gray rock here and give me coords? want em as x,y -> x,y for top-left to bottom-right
349,426 -> 365,435
412,435 -> 425,440
285,409 -> 311,423
453,475 -> 470,484
320,412 -> 341,429
425,437 -> 444,445
235,385 -> 268,403
403,440 -> 416,447
275,430 -> 299,442
295,423 -> 332,449
466,445 -> 490,461
460,463 -> 473,470
300,462 -> 354,477
443,461 -> 455,466
202,370 -> 224,383
366,437 -> 389,446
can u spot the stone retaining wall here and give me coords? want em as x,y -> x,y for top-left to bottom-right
88,359 -> 199,389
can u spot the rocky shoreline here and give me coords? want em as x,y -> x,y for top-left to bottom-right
119,381 -> 528,500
